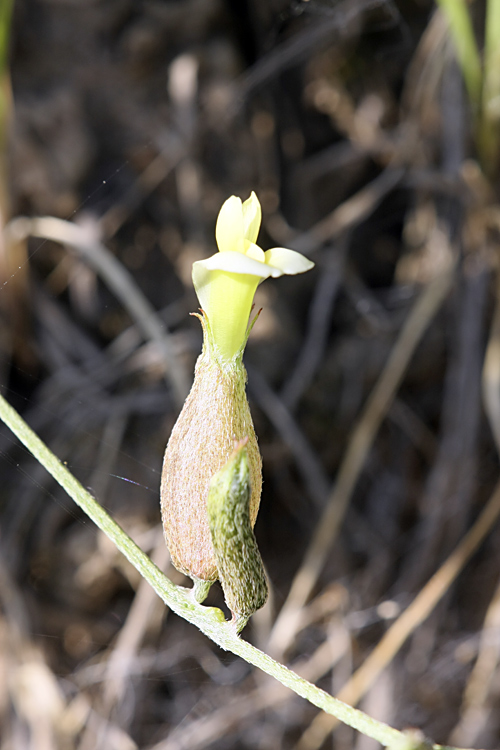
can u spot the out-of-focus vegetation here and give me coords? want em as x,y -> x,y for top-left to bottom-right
1,1 -> 500,749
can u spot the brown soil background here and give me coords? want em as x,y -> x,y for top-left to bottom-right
1,1 -> 500,749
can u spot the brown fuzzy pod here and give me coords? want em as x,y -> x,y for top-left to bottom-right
160,314 -> 262,583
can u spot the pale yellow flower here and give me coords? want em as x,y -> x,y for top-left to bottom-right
192,192 -> 314,361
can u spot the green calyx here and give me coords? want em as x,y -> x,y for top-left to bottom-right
193,307 -> 261,370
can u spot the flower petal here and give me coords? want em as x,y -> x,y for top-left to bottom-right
244,241 -> 266,263
192,254 -> 270,360
215,196 -> 244,253
192,260 -> 212,315
264,247 -> 315,275
194,251 -> 280,278
204,271 -> 259,360
192,251 -> 279,324
242,192 -> 262,245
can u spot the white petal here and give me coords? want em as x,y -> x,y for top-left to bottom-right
195,251 -> 281,277
242,192 -> 262,245
264,247 -> 315,275
192,260 -> 211,313
215,196 -> 244,253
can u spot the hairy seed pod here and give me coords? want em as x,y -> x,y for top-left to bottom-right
160,313 -> 262,584
207,439 -> 268,631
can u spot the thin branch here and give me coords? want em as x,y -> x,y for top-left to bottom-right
268,254 -> 456,658
5,216 -> 190,407
435,0 -> 482,114
298,476 -> 500,749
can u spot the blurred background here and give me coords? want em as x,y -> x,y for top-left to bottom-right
1,0 -> 500,748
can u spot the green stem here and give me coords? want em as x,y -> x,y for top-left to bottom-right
0,0 -> 13,212
0,392 -> 471,750
436,0 -> 482,115
0,0 -> 13,76
479,0 -> 500,172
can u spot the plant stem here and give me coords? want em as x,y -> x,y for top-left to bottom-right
436,0 -> 482,115
0,0 -> 13,217
0,0 -> 13,74
0,392 -> 471,750
479,0 -> 500,172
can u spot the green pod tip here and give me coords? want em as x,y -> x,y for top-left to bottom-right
207,438 -> 268,632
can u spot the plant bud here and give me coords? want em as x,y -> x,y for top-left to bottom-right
207,439 -> 268,631
160,314 -> 262,584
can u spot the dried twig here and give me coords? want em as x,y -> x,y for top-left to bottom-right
268,251 -> 456,658
5,216 -> 190,406
297,476 -> 500,749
